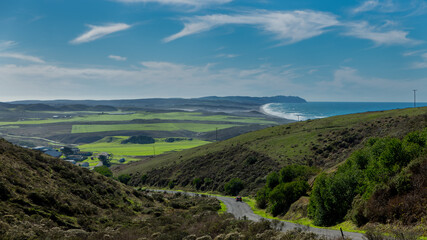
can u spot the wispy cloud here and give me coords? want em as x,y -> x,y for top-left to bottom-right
108,55 -> 127,61
411,52 -> 427,68
70,23 -> 131,44
0,53 -> 45,63
343,21 -> 420,46
351,0 -> 402,14
0,61 -> 301,100
0,41 -> 17,50
114,0 -> 232,7
163,10 -> 339,44
216,53 -> 239,58
352,0 -> 380,13
315,66 -> 426,101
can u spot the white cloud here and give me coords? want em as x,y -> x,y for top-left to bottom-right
114,0 -> 231,7
0,41 -> 18,51
351,0 -> 403,14
163,10 -> 339,44
343,21 -> 420,46
70,23 -> 131,44
0,62 -> 300,100
411,52 -> 427,68
352,0 -> 380,13
314,67 -> 427,101
108,55 -> 127,61
216,53 -> 239,58
0,53 -> 45,63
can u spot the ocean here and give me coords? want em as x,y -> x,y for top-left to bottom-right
261,102 -> 427,121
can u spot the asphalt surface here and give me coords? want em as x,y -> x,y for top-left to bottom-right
150,190 -> 365,240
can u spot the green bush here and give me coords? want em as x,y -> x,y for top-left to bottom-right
308,129 -> 427,226
255,186 -> 269,209
93,166 -> 113,177
118,174 -> 131,185
168,180 -> 175,189
192,178 -> 203,190
269,181 -> 309,216
266,172 -> 280,189
224,178 -> 244,195
279,164 -> 318,183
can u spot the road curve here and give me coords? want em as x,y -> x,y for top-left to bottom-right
150,190 -> 365,240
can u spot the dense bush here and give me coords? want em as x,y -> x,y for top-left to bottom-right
256,164 -> 317,216
308,128 -> 427,226
121,135 -> 155,144
118,174 -> 131,185
224,178 -> 244,195
192,177 -> 203,190
93,166 -> 113,177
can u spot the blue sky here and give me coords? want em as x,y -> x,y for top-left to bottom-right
0,0 -> 426,102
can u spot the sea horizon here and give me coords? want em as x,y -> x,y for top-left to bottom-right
261,101 -> 427,121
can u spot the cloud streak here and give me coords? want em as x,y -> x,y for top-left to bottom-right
0,53 -> 45,63
163,10 -> 340,44
114,0 -> 231,7
343,21 -> 420,46
70,23 -> 131,44
108,55 -> 127,61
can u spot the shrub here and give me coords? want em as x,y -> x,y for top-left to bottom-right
256,187 -> 269,209
118,174 -> 131,185
269,181 -> 309,216
192,178 -> 203,190
93,166 -> 112,177
224,178 -> 244,195
168,180 -> 175,189
266,172 -> 280,190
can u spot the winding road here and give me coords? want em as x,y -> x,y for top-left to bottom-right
151,190 -> 365,240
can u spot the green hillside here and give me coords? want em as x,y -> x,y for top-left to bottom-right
0,138 -> 309,239
117,107 -> 427,193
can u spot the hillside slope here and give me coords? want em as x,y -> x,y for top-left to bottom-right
118,107 -> 427,194
0,138 -> 157,238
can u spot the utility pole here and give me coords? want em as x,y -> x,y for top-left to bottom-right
413,89 -> 417,107
215,127 -> 218,142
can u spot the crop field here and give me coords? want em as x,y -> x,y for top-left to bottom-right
79,136 -> 209,165
0,111 -> 275,126
71,123 -> 240,133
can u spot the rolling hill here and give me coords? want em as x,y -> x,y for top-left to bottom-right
116,107 -> 427,195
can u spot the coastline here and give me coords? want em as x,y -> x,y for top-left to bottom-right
259,103 -> 299,121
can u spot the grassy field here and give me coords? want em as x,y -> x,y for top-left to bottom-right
0,111 -> 275,126
79,136 -> 210,165
72,123 -> 240,133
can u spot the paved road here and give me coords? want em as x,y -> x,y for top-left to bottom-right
150,189 -> 365,240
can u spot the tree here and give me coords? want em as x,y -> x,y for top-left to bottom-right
224,178 -> 244,195
93,166 -> 112,177
98,154 -> 111,167
266,172 -> 280,190
192,177 -> 203,190
118,174 -> 131,185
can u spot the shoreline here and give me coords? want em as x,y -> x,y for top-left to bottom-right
259,103 -> 300,121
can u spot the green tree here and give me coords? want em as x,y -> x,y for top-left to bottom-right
118,174 -> 131,185
266,172 -> 280,190
224,178 -> 244,195
192,177 -> 203,190
93,166 -> 112,177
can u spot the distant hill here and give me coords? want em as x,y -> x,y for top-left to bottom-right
6,95 -> 306,112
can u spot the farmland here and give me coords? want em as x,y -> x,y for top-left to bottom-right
0,102 -> 290,166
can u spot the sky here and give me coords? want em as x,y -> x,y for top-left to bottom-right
0,0 -> 426,102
